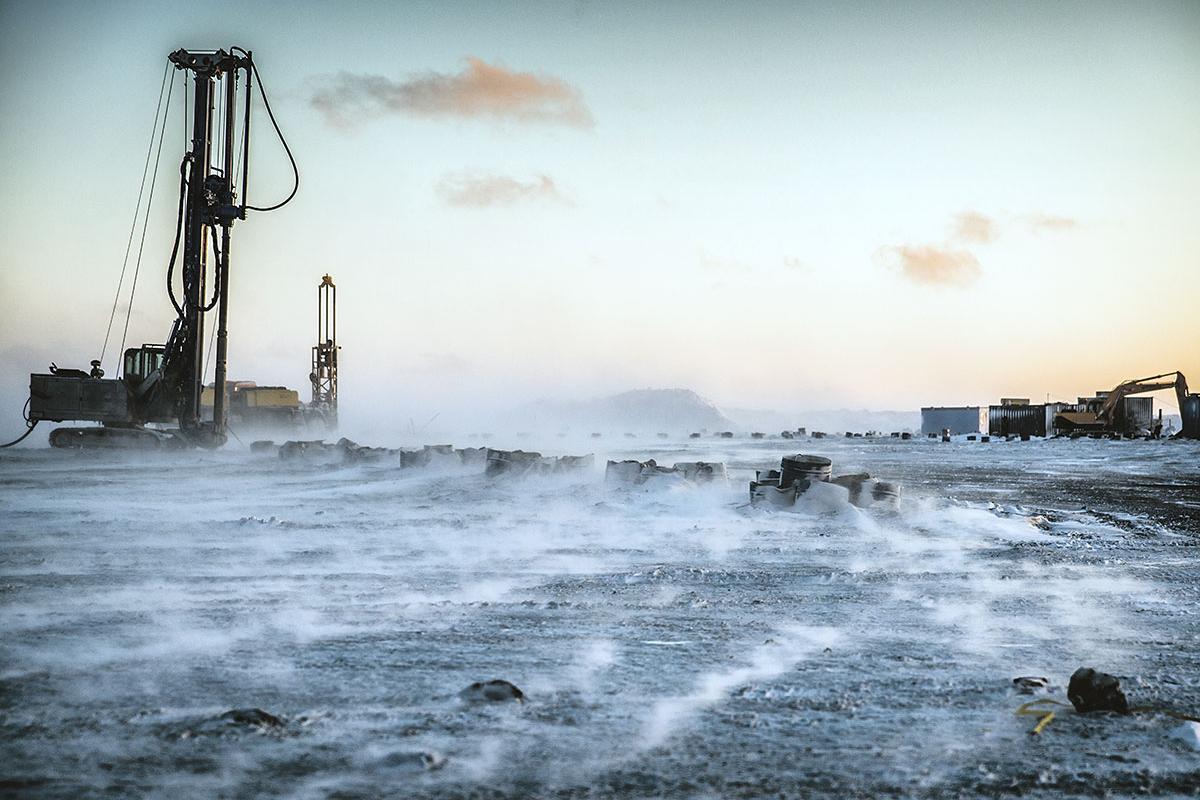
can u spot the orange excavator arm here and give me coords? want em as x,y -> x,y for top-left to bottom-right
1097,372 -> 1189,424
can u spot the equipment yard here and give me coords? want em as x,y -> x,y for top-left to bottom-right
2,436 -> 1198,798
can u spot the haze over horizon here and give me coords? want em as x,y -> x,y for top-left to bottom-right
2,0 -> 1197,434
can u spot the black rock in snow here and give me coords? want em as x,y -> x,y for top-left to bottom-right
220,708 -> 285,728
1067,667 -> 1129,713
459,679 -> 526,703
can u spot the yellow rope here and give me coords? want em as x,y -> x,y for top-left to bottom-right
1016,698 -> 1073,736
1016,699 -> 1200,736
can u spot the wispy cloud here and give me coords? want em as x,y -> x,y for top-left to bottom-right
883,245 -> 981,287
1022,212 -> 1078,233
783,256 -> 808,271
950,211 -> 999,244
310,58 -> 593,129
699,252 -> 753,274
438,172 -> 567,208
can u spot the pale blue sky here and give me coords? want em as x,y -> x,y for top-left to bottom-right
1,0 -> 1197,427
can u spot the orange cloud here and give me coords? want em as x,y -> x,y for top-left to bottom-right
438,173 -> 566,207
951,211 -> 998,244
1023,213 -> 1078,233
885,245 -> 981,287
311,58 -> 593,128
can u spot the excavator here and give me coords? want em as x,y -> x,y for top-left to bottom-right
13,47 -> 297,449
1057,371 -> 1198,438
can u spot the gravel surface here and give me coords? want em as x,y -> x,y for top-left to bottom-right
2,436 -> 1198,798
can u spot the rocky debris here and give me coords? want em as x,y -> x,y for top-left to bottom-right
780,430 -> 795,439
605,459 -> 647,484
830,472 -> 902,509
339,438 -> 393,464
751,454 -> 899,510
1013,676 -> 1050,693
173,708 -> 291,740
1067,668 -> 1129,714
399,444 -> 455,469
718,431 -> 734,438
279,439 -> 336,460
780,454 -> 832,485
249,440 -> 278,454
750,482 -> 796,507
459,679 -> 525,703
831,472 -> 871,498
485,450 -> 593,478
751,432 -> 765,439
553,454 -> 595,474
673,461 -> 728,482
220,708 -> 285,729
485,449 -> 544,478
606,459 -> 726,487
382,750 -> 449,770
457,446 -> 487,466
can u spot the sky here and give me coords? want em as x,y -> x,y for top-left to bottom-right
1,0 -> 1197,432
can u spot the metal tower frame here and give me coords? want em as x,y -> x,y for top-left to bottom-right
311,274 -> 338,423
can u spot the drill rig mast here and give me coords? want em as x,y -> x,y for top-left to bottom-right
310,274 -> 338,428
26,47 -> 289,448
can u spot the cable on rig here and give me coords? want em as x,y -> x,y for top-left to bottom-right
234,50 -> 299,213
116,71 -> 176,376
99,60 -> 172,372
0,400 -> 39,448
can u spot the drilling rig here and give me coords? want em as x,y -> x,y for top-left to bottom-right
310,274 -> 339,429
22,47 -> 296,449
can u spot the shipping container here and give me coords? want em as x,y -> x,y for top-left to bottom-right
1182,394 -> 1200,439
989,404 -> 1047,437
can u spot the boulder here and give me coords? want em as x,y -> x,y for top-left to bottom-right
1067,667 -> 1129,714
220,708 -> 285,729
460,679 -> 525,703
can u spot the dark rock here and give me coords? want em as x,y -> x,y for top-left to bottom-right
382,750 -> 448,770
249,440 -> 277,454
485,449 -> 543,478
220,708 -> 285,728
460,679 -> 525,703
279,440 -> 332,460
1068,667 -> 1129,713
1012,676 -> 1049,693
673,461 -> 727,482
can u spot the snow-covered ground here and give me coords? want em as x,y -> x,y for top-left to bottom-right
2,436 -> 1198,798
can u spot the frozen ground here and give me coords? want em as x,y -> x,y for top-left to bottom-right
1,436 -> 1198,799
